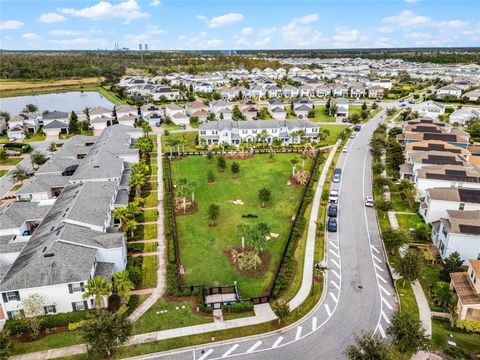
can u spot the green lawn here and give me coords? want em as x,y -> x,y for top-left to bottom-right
431,318 -> 480,354
11,331 -> 83,355
321,125 -> 348,146
133,299 -> 213,335
396,213 -> 425,231
171,154 -> 311,298
396,280 -> 419,320
223,310 -> 256,320
390,193 -> 418,213
0,170 -> 8,178
144,191 -> 158,208
141,256 -> 158,288
150,166 -> 158,176
143,209 -> 158,222
11,183 -> 22,191
144,242 -> 158,252
311,106 -> 336,123
24,132 -> 46,142
162,131 -> 198,152
0,157 -> 23,166
132,224 -> 158,241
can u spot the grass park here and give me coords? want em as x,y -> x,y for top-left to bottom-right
170,153 -> 313,298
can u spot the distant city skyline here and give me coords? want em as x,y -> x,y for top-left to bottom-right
1,0 -> 479,50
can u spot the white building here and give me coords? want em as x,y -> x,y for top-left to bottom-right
436,84 -> 462,99
449,108 -> 480,126
412,101 -> 445,118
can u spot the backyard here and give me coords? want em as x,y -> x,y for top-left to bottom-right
170,153 -> 312,298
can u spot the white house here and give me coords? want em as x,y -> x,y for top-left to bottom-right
450,259 -> 480,321
421,187 -> 480,223
436,84 -> 463,99
431,210 -> 480,265
412,101 -> 445,118
463,89 -> 480,102
449,108 -> 480,126
42,111 -> 69,127
209,100 -> 233,121
267,99 -> 286,120
331,98 -> 349,118
293,98 -> 314,119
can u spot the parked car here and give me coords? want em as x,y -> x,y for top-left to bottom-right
328,204 -> 338,217
329,190 -> 339,203
350,133 -> 356,139
334,168 -> 342,175
364,196 -> 374,207
327,217 -> 337,232
354,125 -> 361,132
342,147 -> 349,153
332,172 -> 341,183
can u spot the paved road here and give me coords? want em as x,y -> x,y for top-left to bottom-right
128,110 -> 397,360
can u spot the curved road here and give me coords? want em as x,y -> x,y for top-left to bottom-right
131,110 -> 397,360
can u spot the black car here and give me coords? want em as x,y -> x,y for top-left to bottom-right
354,125 -> 362,132
328,204 -> 338,217
327,217 -> 337,232
334,168 -> 342,175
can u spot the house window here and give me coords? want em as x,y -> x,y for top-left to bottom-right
459,203 -> 465,210
7,310 -> 23,319
72,301 -> 87,311
68,282 -> 84,293
44,305 -> 57,315
442,226 -> 448,237
5,291 -> 20,302
200,131 -> 206,135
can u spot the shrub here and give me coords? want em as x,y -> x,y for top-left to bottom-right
107,294 -> 122,313
68,319 -> 90,331
456,320 -> 480,333
224,301 -> 254,313
166,263 -> 179,295
127,243 -> 145,253
126,295 -> 140,316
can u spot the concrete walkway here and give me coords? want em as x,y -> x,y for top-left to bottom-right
388,211 -> 399,229
288,141 -> 339,310
412,280 -> 432,337
130,252 -> 158,257
129,134 -> 167,323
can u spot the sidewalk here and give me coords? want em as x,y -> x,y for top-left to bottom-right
288,141 -> 339,310
412,280 -> 432,337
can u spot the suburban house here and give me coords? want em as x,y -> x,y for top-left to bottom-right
140,104 -> 163,126
198,119 -> 319,146
165,104 -> 189,126
331,98 -> 349,118
293,98 -> 314,119
450,259 -> 480,321
421,187 -> 480,223
431,210 -> 480,265
412,101 -> 445,118
463,89 -> 480,102
405,140 -> 472,162
238,99 -> 258,121
0,125 -> 142,323
42,111 -> 69,127
436,84 -> 463,99
43,120 -> 69,140
397,119 -> 470,148
315,84 -> 331,98
449,108 -> 480,126
7,113 -> 40,140
283,85 -> 300,98
185,101 -> 209,123
349,83 -> 365,99
88,106 -> 113,135
116,105 -> 138,118
209,100 -> 233,121
267,99 -> 286,120
368,85 -> 384,99
400,150 -> 470,180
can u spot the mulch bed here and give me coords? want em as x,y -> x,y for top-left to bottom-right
224,247 -> 271,279
174,201 -> 198,216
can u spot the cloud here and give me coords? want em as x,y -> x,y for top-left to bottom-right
0,20 -> 24,30
178,35 -> 187,41
332,27 -> 367,48
404,0 -> 418,3
59,0 -> 149,23
405,32 -> 432,39
206,39 -> 223,47
254,37 -> 271,47
260,27 -> 277,36
38,13 -> 66,23
146,25 -> 166,35
197,13 -> 244,28
149,0 -> 160,7
241,27 -> 253,35
282,13 -> 323,46
382,10 -> 431,28
22,33 -> 42,40
48,29 -> 81,36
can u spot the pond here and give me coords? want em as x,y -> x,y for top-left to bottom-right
0,91 -> 115,114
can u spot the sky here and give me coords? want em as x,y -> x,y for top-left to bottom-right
0,0 -> 479,50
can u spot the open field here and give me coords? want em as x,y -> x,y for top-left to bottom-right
321,124 -> 348,145
171,154 -> 312,298
0,78 -> 102,97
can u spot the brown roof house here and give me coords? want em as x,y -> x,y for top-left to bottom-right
450,259 -> 480,321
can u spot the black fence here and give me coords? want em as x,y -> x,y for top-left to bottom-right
164,148 -> 320,157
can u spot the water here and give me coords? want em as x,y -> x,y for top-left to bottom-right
0,91 -> 115,114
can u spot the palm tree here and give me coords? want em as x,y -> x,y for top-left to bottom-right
113,271 -> 134,303
432,281 -> 453,308
112,207 -> 129,228
290,158 -> 299,177
129,163 -> 147,198
83,277 -> 112,309
142,123 -> 152,137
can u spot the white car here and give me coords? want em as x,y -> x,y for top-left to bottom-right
350,134 -> 356,139
342,147 -> 349,153
329,190 -> 339,203
364,196 -> 374,207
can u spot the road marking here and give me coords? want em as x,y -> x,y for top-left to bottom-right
378,324 -> 387,339
329,292 -> 338,303
271,336 -> 283,349
329,241 -> 338,250
381,311 -> 391,324
381,296 -> 394,310
374,263 -> 384,272
370,245 -> 381,254
331,259 -> 340,268
329,249 -> 340,258
246,341 -> 262,353
372,253 -> 382,262
312,316 -> 317,331
379,284 -> 391,296
325,304 -> 332,316
330,280 -> 340,289
197,349 -> 213,360
377,274 -> 387,283
295,326 -> 302,340
331,269 -> 341,279
222,344 -> 239,358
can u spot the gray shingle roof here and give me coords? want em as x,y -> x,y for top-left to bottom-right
43,111 -> 68,120
94,262 -> 114,280
0,202 -> 51,230
16,173 -> 69,195
43,120 -> 68,130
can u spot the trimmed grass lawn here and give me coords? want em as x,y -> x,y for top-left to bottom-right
396,280 -> 419,320
150,166 -> 158,176
141,256 -> 158,288
321,124 -> 348,146
432,318 -> 480,354
390,193 -> 418,213
312,106 -> 336,123
171,154 -> 312,298
11,183 -> 22,191
132,224 -> 158,241
143,209 -> 158,222
223,310 -> 256,320
396,213 -> 425,231
24,132 -> 46,142
144,191 -> 158,208
0,157 -> 22,166
418,260 -> 444,312
144,242 -> 158,252
133,299 -> 213,334
0,170 -> 8,178
162,131 -> 198,152
11,331 -> 83,355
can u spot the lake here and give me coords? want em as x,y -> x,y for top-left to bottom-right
0,91 -> 115,114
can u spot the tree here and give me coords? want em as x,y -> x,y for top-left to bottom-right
361,109 -> 370,120
466,118 -> 480,138
0,148 -> 6,161
0,330 -> 12,360
398,250 -> 422,285
372,102 -> 378,110
387,311 -> 429,353
23,104 -> 37,113
82,310 -> 132,359
47,142 -> 57,152
9,166 -> 30,184
129,162 -> 147,198
432,281 -> 453,308
350,113 -> 361,124
381,228 -> 410,254
134,137 -> 153,160
290,157 -> 299,177
141,123 -> 152,137
258,187 -> 271,207
231,161 -> 240,178
440,251 -> 463,282
207,169 -> 215,183
206,151 -> 213,163
21,293 -> 45,339
68,111 -> 78,133
31,151 -> 47,168
257,107 -> 268,120
361,102 -> 368,110
177,177 -> 196,213
113,271 -> 134,304
208,204 -> 220,225
345,332 -> 390,360
217,155 -> 226,172
271,299 -> 290,324
83,277 -> 112,309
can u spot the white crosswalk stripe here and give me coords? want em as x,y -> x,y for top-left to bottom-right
330,280 -> 340,289
271,336 -> 283,349
381,296 -> 394,310
312,316 -> 317,331
222,344 -> 239,358
246,341 -> 262,353
377,324 -> 386,339
370,245 -> 381,254
325,304 -> 332,316
329,249 -> 340,258
331,258 -> 340,268
381,311 -> 391,324
377,274 -> 387,283
379,284 -> 391,296
331,269 -> 341,278
295,326 -> 302,340
198,349 -> 213,360
329,241 -> 338,249
329,292 -> 338,303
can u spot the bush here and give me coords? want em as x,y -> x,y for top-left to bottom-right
68,319 -> 90,331
127,243 -> 145,253
3,143 -> 31,153
166,263 -> 179,295
224,301 -> 254,313
198,294 -> 213,314
126,295 -> 140,316
456,320 -> 480,333
107,294 -> 122,313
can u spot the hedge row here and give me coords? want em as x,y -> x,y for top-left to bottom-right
127,242 -> 145,253
2,143 -> 31,153
271,154 -> 319,298
126,255 -> 144,289
224,301 -> 254,313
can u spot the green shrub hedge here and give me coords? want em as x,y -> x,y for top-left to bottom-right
224,301 -> 254,313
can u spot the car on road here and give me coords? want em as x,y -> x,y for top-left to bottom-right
329,189 -> 339,203
364,196 -> 374,207
350,133 -> 356,139
334,168 -> 342,175
332,172 -> 341,183
399,99 -> 404,103
354,125 -> 361,132
342,147 -> 349,153
400,103 -> 407,108
327,217 -> 337,232
328,204 -> 338,217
